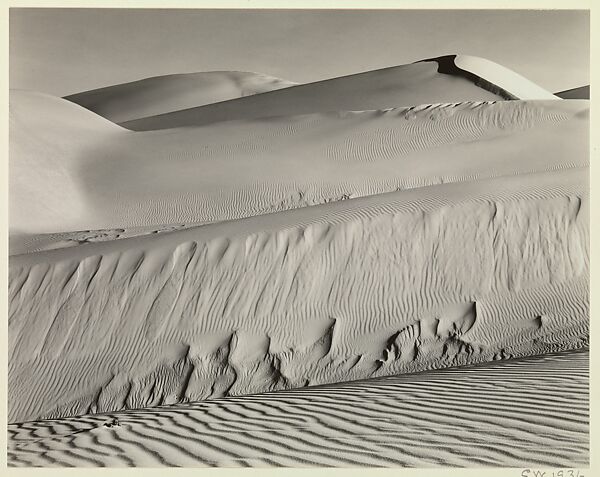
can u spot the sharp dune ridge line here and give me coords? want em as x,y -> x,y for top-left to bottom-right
118,55 -> 558,131
9,53 -> 589,466
65,71 -> 298,124
441,55 -> 560,101
7,349 -> 588,467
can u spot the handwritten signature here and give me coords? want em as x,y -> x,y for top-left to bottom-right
521,470 -> 584,477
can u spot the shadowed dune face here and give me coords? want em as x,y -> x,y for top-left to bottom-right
65,71 -> 298,124
556,85 -> 590,100
7,349 -> 588,467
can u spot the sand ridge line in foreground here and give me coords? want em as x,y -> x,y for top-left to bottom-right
10,165 -> 588,264
7,349 -> 588,467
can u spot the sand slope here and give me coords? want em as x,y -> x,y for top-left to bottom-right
8,55 -> 589,458
65,71 -> 297,124
9,90 -> 125,236
452,55 -> 559,100
7,349 -> 588,467
120,55 -> 558,131
8,162 -> 589,422
9,94 -> 588,246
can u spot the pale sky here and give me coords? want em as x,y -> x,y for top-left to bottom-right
10,8 -> 590,96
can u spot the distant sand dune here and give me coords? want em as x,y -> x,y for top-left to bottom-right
556,85 -> 590,100
65,71 -> 297,124
452,55 -> 559,100
7,349 -> 588,467
120,55 -> 558,131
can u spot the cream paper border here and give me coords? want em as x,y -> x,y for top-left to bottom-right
0,2 -> 596,476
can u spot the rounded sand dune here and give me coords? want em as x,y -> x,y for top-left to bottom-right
9,90 -> 125,236
65,71 -> 298,124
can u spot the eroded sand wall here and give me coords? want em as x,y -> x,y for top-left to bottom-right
8,168 -> 589,423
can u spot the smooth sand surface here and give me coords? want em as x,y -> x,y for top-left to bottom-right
453,55 -> 559,100
8,349 -> 588,467
9,90 -> 125,235
65,71 -> 297,124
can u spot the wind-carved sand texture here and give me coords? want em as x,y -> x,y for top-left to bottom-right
7,350 -> 588,467
9,96 -> 587,250
8,54 -> 589,466
9,166 -> 589,422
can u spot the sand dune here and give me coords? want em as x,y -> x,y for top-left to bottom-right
120,55 -> 558,131
65,71 -> 297,124
8,162 -> 589,422
452,55 -> 559,100
7,349 -> 588,467
8,52 -> 589,470
9,90 -> 125,236
9,92 -> 588,247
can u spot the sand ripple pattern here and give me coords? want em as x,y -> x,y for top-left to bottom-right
10,95 -> 588,240
8,349 -> 588,467
325,101 -> 567,162
8,167 -> 589,423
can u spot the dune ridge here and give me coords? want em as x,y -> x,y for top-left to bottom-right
450,55 -> 559,100
8,53 -> 589,469
65,71 -> 298,124
8,163 -> 589,423
9,92 -> 588,244
9,90 -> 126,236
119,55 -> 558,131
7,349 -> 588,467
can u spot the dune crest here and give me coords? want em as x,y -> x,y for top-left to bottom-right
65,71 -> 298,124
117,55 -> 557,131
7,349 -> 588,467
421,55 -> 559,101
8,164 -> 589,422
